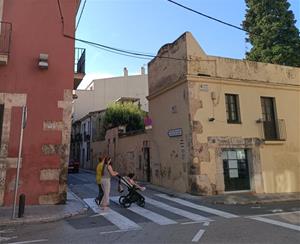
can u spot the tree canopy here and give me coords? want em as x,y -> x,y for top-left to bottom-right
242,0 -> 300,67
103,102 -> 145,132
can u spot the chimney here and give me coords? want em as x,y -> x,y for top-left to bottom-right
141,66 -> 145,75
124,67 -> 128,77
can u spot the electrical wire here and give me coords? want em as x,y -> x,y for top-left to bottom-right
57,0 -> 218,61
64,34 -> 190,61
76,0 -> 87,31
167,0 -> 249,34
57,1 -> 156,60
87,43 -> 152,60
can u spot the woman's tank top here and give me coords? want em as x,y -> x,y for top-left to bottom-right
102,164 -> 111,179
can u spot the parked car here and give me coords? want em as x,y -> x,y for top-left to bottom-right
68,159 -> 79,173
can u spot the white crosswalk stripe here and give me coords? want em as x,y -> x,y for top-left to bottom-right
156,194 -> 238,218
144,196 -> 212,222
248,216 -> 300,232
84,198 -> 141,230
110,196 -> 177,225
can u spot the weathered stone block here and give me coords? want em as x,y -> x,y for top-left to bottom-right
192,120 -> 203,134
194,143 -> 210,162
43,121 -> 63,131
42,144 -> 67,155
39,193 -> 60,205
188,174 -> 214,195
40,169 -> 60,181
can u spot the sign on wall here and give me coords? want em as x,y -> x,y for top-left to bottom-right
168,128 -> 183,137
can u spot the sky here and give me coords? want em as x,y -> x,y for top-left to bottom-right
75,0 -> 300,89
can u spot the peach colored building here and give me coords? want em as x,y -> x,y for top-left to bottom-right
0,0 -> 84,205
147,32 -> 300,195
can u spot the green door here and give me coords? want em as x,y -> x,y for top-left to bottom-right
223,149 -> 250,191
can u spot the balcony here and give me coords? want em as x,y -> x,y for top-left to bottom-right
83,132 -> 90,141
0,21 -> 12,65
258,118 -> 287,141
74,47 -> 86,89
75,133 -> 83,142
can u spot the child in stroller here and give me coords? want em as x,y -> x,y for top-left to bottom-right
117,173 -> 146,208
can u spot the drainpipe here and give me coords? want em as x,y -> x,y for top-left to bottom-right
12,106 -> 27,219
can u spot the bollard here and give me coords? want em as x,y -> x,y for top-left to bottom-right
18,194 -> 25,218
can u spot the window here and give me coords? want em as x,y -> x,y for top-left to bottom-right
0,104 -> 4,145
88,120 -> 91,134
225,94 -> 241,123
260,97 -> 279,140
87,142 -> 90,161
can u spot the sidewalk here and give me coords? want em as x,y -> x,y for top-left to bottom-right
81,168 -> 300,205
0,190 -> 88,227
144,184 -> 300,205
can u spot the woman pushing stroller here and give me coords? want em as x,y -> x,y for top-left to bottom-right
95,156 -> 118,209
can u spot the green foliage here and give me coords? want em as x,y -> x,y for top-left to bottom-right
103,102 -> 146,132
242,0 -> 300,67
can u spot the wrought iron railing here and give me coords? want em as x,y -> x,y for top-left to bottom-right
74,47 -> 85,74
257,118 -> 287,141
0,21 -> 12,55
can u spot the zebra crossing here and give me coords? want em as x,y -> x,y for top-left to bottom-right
110,196 -> 177,225
83,194 -> 300,235
156,194 -> 238,218
84,194 -> 235,232
84,198 -> 140,230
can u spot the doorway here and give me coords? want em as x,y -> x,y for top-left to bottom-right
143,147 -> 151,182
222,149 -> 250,191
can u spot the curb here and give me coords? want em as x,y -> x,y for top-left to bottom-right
144,183 -> 300,205
0,191 -> 88,227
211,198 -> 300,205
0,207 -> 88,227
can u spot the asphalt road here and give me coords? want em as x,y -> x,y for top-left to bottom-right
1,171 -> 299,244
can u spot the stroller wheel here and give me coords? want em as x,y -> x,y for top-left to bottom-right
137,197 -> 145,207
119,196 -> 131,208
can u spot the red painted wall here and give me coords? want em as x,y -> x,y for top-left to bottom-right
0,0 -> 77,205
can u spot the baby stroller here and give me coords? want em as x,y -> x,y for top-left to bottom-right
117,175 -> 145,208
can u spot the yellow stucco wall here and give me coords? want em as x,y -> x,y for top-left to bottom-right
148,32 -> 300,194
190,77 -> 300,193
148,82 -> 191,193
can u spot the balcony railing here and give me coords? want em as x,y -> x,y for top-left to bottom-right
74,47 -> 85,74
75,133 -> 83,142
74,48 -> 86,89
258,118 -> 287,141
0,21 -> 12,64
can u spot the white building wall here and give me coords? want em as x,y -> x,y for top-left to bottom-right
73,72 -> 148,121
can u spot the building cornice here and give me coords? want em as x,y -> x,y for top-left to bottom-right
187,75 -> 300,91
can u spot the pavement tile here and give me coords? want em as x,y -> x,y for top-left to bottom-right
0,190 -> 88,226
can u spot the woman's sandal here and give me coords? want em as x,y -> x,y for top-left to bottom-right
94,198 -> 100,206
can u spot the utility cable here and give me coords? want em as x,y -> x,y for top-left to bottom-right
64,34 -> 191,61
87,42 -> 152,60
57,1 -> 209,62
167,0 -> 249,34
76,0 -> 87,31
